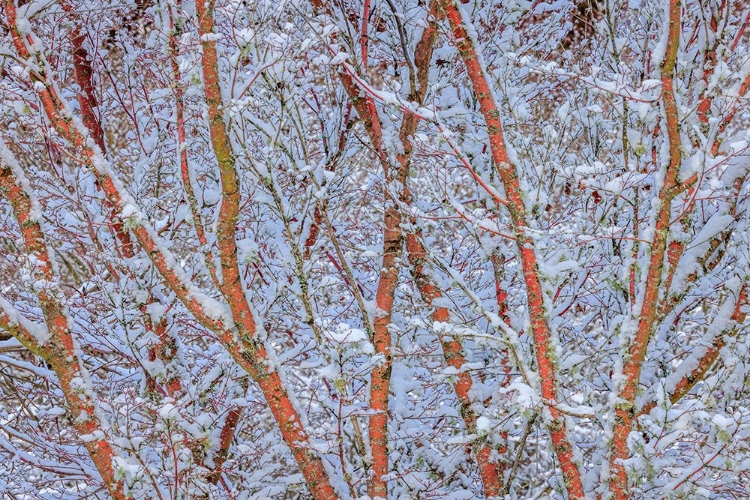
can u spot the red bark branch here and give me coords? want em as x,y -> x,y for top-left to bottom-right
194,3 -> 339,498
609,1 -> 683,497
3,3 -> 339,497
206,377 -> 249,485
0,149 -> 125,500
305,3 -> 407,497
437,0 -> 585,496
640,283 -> 748,417
319,2 -> 506,494
168,2 -> 220,290
405,230 -> 505,497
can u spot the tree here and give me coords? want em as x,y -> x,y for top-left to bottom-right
0,0 -> 748,498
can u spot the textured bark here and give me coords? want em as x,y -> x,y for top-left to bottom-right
368,203 -> 401,499
640,283 -> 748,417
318,0 -> 510,493
365,8 -> 440,496
4,2 -> 339,497
437,0 -> 585,497
193,3 -> 339,497
69,30 -> 106,152
0,153 -> 125,500
608,1 -> 683,497
169,2 -> 220,290
406,231 -> 505,497
144,310 -> 182,397
206,377 -> 249,485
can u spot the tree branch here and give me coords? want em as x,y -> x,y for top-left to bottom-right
436,0 -> 585,496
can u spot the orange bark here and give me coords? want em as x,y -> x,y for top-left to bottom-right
335,4 -> 485,495
144,310 -> 182,397
703,8 -> 749,156
608,1 -> 683,497
695,1 -> 724,129
640,283 -> 748,417
169,2 -> 220,289
319,0 -> 509,492
64,7 -> 191,403
5,1 -> 226,333
301,2 -> 441,495
368,203 -> 401,499
0,157 -> 125,500
3,2 -> 339,496
437,0 -> 585,497
68,30 -> 105,152
490,249 -> 513,495
710,71 -> 750,156
193,4 -> 339,497
406,231 -> 505,497
206,377 -> 249,485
